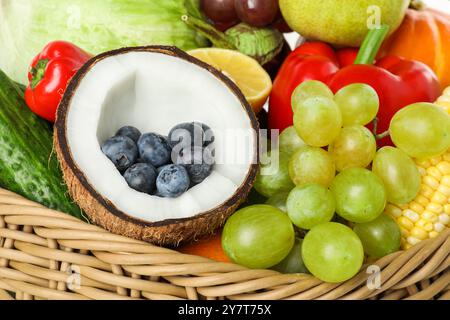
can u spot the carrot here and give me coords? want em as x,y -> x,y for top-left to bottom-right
178,231 -> 230,263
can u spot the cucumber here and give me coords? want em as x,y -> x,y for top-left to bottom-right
0,69 -> 83,219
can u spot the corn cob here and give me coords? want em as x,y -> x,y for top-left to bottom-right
385,88 -> 450,249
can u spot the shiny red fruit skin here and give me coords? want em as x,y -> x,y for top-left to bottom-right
234,0 -> 279,27
201,0 -> 238,24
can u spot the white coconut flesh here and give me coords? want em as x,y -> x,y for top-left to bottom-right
66,51 -> 257,222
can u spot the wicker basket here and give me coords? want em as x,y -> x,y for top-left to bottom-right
0,188 -> 448,300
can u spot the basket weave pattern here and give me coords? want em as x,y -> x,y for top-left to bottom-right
0,188 -> 448,300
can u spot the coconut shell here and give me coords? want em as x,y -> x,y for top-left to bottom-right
54,46 -> 259,246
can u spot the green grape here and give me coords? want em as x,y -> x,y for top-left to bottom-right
293,97 -> 342,147
291,80 -> 334,112
330,168 -> 387,223
328,125 -> 377,172
254,151 -> 295,197
279,126 -> 307,156
286,184 -> 335,230
353,214 -> 401,258
272,238 -> 308,274
222,205 -> 295,269
265,191 -> 290,212
302,222 -> 364,283
372,147 -> 421,205
334,83 -> 379,126
390,103 -> 450,158
289,146 -> 336,187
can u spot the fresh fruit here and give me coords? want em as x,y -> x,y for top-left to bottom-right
291,80 -> 334,113
156,164 -> 190,198
123,163 -> 157,194
175,146 -> 215,185
331,168 -> 387,223
116,126 -> 142,143
234,0 -> 279,27
265,191 -> 289,212
178,231 -> 230,263
0,69 -> 82,218
222,205 -> 295,269
293,97 -> 342,147
372,147 -> 420,205
302,222 -> 364,283
278,126 -> 306,156
328,125 -> 377,172
381,8 -> 450,88
279,0 -> 409,47
272,238 -> 308,274
390,103 -> 450,159
201,0 -> 238,24
54,46 -> 259,245
138,133 -> 172,168
189,48 -> 272,113
289,146 -> 335,187
101,136 -> 139,172
385,149 -> 450,249
334,83 -> 379,126
254,151 -> 295,198
353,214 -> 401,258
168,122 -> 207,149
286,184 -> 335,230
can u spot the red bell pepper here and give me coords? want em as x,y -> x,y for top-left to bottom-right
269,26 -> 441,146
25,41 -> 91,122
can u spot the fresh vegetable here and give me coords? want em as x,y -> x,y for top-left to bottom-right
269,26 -> 441,146
0,69 -> 82,218
293,97 -> 342,147
302,222 -> 364,283
353,214 -> 401,258
189,48 -> 272,113
254,151 -> 294,198
389,103 -> 450,159
272,238 -> 308,274
331,168 -> 387,223
234,0 -> 279,27
385,150 -> 450,249
372,147 -> 421,205
222,205 -> 295,269
286,184 -> 335,230
179,231 -> 231,263
0,0 -> 208,84
184,16 -> 284,66
289,146 -> 335,187
279,0 -> 409,47
381,8 -> 450,87
24,41 -> 91,122
328,125 -> 377,172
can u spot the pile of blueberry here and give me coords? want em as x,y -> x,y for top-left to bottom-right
101,123 -> 215,198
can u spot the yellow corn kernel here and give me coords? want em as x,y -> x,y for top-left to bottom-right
416,219 -> 434,232
436,162 -> 450,175
411,227 -> 428,240
407,236 -> 421,246
442,175 -> 450,187
426,167 -> 442,180
408,202 -> 424,214
403,209 -> 420,222
417,166 -> 427,176
437,184 -> 450,197
416,159 -> 431,168
420,185 -> 434,198
422,211 -> 438,222
434,222 -> 445,233
400,227 -> 409,238
385,204 -> 402,218
430,156 -> 442,166
423,176 -> 440,190
444,153 -> 450,162
426,203 -> 443,214
429,231 -> 439,239
398,216 -> 414,230
438,213 -> 450,225
415,195 -> 429,207
431,191 -> 447,205
444,204 -> 450,215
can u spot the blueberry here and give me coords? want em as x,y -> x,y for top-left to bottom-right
123,163 -> 157,194
137,133 -> 172,167
175,146 -> 214,185
199,123 -> 215,147
168,122 -> 207,149
101,136 -> 138,171
115,126 -> 141,143
156,164 -> 190,198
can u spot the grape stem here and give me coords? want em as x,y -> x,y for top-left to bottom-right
376,130 -> 390,140
354,25 -> 390,65
372,117 -> 379,136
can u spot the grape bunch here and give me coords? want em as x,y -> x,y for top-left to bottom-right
223,79 -> 450,282
201,0 -> 283,31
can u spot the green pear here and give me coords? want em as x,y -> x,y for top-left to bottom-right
280,0 -> 409,47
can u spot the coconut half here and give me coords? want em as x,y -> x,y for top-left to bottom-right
54,46 -> 259,246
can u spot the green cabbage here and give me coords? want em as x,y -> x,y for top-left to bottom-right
0,0 -> 208,84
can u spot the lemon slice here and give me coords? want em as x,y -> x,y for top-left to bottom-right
188,48 -> 272,114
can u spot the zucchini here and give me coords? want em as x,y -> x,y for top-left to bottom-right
0,69 -> 83,219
